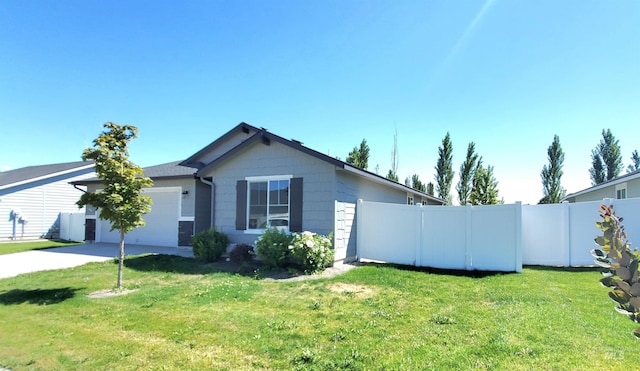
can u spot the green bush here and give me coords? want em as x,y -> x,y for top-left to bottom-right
289,231 -> 334,274
255,228 -> 293,269
192,229 -> 229,262
229,243 -> 254,265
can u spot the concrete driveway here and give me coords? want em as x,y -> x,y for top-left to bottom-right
0,243 -> 194,279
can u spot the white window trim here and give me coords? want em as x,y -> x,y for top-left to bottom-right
244,175 -> 292,235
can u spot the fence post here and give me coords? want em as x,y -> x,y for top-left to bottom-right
515,202 -> 522,273
415,204 -> 422,267
465,205 -> 473,270
562,202 -> 571,267
356,199 -> 363,262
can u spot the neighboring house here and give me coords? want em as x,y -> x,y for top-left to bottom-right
0,161 -> 95,240
75,123 -> 444,260
562,169 -> 640,203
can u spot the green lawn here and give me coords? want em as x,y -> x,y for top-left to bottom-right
0,256 -> 636,370
0,240 -> 83,256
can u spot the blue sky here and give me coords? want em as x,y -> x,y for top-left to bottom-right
1,0 -> 638,204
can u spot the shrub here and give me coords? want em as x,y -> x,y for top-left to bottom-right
192,229 -> 229,262
591,204 -> 640,338
229,243 -> 254,265
256,228 -> 293,269
288,231 -> 334,274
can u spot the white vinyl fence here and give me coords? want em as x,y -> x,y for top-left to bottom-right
355,198 -> 640,272
522,198 -> 640,266
59,212 -> 85,242
356,200 -> 522,272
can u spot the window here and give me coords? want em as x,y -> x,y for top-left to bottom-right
248,179 -> 290,230
236,177 -> 302,233
407,195 -> 414,205
616,183 -> 627,200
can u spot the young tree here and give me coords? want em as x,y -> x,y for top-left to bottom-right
628,150 -> 640,173
590,129 -> 622,184
456,142 -> 479,205
539,135 -> 566,204
404,176 -> 411,187
346,139 -> 370,170
411,174 -> 426,192
387,129 -> 400,182
469,163 -> 500,205
77,122 -> 153,289
434,132 -> 454,205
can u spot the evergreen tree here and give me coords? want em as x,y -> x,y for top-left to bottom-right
426,182 -> 435,196
539,135 -> 566,204
434,132 -> 454,205
346,139 -> 370,170
590,149 -> 606,185
404,176 -> 411,187
411,174 -> 426,192
77,122 -> 153,289
456,142 -> 479,205
386,169 -> 399,182
628,150 -> 640,173
469,163 -> 500,205
590,129 -> 622,184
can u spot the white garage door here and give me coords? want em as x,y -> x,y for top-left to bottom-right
98,188 -> 180,247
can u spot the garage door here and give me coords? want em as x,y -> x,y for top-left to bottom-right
98,188 -> 180,247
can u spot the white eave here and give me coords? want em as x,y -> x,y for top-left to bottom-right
562,170 -> 640,201
0,163 -> 95,191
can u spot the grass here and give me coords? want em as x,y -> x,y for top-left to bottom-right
0,240 -> 83,256
0,256 -> 637,370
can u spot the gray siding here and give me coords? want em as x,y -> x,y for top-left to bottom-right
197,130 -> 258,165
570,178 -> 640,203
0,172 -> 94,239
200,140 -> 336,245
335,170 -> 407,204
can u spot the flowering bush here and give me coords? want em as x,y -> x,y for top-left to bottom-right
255,228 -> 293,269
288,231 -> 334,273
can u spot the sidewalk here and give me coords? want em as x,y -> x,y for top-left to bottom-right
0,243 -> 193,279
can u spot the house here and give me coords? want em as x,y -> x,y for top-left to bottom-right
562,170 -> 640,203
0,161 -> 95,240
75,123 -> 444,260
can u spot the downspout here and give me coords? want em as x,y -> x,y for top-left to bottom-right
198,177 -> 215,229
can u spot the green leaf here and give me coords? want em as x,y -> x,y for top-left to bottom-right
594,258 -> 611,269
630,283 -> 640,297
634,328 -> 640,339
617,267 -> 632,281
591,249 -> 606,259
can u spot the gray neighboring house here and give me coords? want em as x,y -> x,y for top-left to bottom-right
76,123 -> 444,261
562,170 -> 640,203
0,161 -> 95,240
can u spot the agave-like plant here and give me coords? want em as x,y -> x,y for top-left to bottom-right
591,204 -> 640,338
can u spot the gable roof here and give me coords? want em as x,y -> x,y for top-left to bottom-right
179,122 -> 260,169
0,161 -> 94,191
194,125 -> 444,204
562,169 -> 640,201
72,161 -> 196,185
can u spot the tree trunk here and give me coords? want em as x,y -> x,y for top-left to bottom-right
117,230 -> 125,289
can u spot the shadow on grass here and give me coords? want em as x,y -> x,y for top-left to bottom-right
123,254 -> 261,276
524,265 -> 599,273
123,254 -> 309,280
360,261 -> 514,278
0,287 -> 83,305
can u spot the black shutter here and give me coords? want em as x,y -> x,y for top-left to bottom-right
236,180 -> 247,230
290,177 -> 303,232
